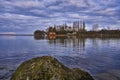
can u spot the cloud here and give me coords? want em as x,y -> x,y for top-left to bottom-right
14,1 -> 40,8
0,0 -> 44,8
0,13 -> 41,33
48,5 -> 62,10
0,13 -> 39,20
68,0 -> 101,8
0,0 -> 119,33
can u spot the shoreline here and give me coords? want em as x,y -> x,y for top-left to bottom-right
0,34 -> 33,36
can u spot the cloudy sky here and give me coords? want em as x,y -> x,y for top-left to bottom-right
0,0 -> 120,34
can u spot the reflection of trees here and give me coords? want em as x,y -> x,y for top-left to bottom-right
34,36 -> 45,40
48,36 -> 86,49
48,39 -> 56,45
73,36 -> 85,48
91,38 -> 99,50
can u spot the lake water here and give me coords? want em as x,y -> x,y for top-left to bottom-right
0,36 -> 120,80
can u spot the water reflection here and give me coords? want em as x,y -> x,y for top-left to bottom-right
0,36 -> 120,80
35,36 -> 86,49
1,35 -> 16,40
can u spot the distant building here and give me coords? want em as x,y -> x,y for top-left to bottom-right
92,24 -> 99,31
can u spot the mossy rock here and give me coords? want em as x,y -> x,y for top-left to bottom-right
11,56 -> 94,80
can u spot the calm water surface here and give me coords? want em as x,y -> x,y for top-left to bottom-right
0,36 -> 120,80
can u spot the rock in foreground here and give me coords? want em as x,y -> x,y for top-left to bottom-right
11,56 -> 94,80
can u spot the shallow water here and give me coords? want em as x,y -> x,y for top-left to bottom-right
0,36 -> 120,80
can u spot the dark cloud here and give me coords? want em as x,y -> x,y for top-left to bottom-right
0,0 -> 120,33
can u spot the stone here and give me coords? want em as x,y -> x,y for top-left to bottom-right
11,56 -> 94,80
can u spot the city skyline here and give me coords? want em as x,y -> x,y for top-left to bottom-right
0,0 -> 120,34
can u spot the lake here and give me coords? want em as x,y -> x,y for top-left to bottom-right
0,36 -> 120,80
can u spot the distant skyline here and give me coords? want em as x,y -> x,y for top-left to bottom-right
0,0 -> 120,34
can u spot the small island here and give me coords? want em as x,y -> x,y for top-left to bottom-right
34,21 -> 120,39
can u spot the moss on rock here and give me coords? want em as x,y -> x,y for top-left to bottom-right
11,56 -> 94,80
